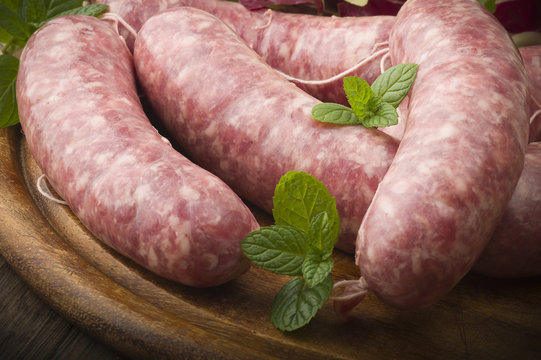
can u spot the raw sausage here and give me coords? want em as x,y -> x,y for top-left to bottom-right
355,0 -> 530,308
379,45 -> 541,142
473,142 -> 541,278
133,7 -> 399,254
133,5 -> 540,280
16,15 -> 258,287
92,0 -> 394,105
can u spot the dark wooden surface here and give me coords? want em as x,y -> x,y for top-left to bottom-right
2,126 -> 541,360
0,254 -> 122,360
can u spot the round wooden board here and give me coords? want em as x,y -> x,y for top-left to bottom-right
1,126 -> 541,360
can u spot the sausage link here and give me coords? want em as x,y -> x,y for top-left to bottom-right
473,142 -> 541,278
93,0 -> 394,105
357,0 -> 530,308
133,7 -> 399,253
16,15 -> 258,287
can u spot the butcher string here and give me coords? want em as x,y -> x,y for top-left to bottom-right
379,51 -> 391,74
36,174 -> 68,206
531,109 -> 541,124
253,9 -> 273,30
101,12 -> 138,45
276,43 -> 390,86
531,97 -> 541,124
329,277 -> 369,301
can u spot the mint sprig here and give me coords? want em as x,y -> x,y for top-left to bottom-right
312,63 -> 418,128
241,171 -> 340,331
0,0 -> 109,129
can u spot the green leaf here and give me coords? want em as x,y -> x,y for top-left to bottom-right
1,0 -> 21,13
272,171 -> 340,238
363,101 -> 398,128
241,225 -> 308,276
0,3 -> 32,45
312,103 -> 362,125
0,54 -> 19,128
307,211 -> 338,252
0,26 -> 13,44
270,275 -> 333,331
18,0 -> 47,27
344,0 -> 368,6
343,75 -> 375,120
43,0 -> 83,19
37,4 -> 109,27
477,0 -> 496,13
302,250 -> 334,288
371,63 -> 418,108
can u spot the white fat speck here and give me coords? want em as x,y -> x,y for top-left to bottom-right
207,214 -> 222,226
377,193 -> 396,218
75,172 -> 91,192
114,153 -> 137,166
277,42 -> 291,60
390,179 -> 411,195
93,152 -> 112,166
203,253 -> 219,271
133,183 -> 152,203
147,246 -> 159,268
178,185 -> 200,202
173,226 -> 192,258
160,136 -> 171,146
52,31 -> 72,43
90,115 -> 107,128
435,123 -> 458,140
168,215 -> 180,227
202,122 -> 217,138
219,160 -> 230,172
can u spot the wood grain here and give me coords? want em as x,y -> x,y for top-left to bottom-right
0,253 -> 122,359
1,126 -> 541,360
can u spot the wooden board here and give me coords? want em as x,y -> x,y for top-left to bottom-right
1,125 -> 540,360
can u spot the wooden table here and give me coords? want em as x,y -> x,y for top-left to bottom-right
0,253 -> 121,359
1,125 -> 541,360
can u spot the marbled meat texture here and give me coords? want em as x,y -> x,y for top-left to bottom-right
133,7 -> 399,253
92,0 -> 394,105
16,15 -> 258,287
474,142 -> 541,278
357,0 -> 530,308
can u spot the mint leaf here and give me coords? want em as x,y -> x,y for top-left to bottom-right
38,4 -> 109,27
272,171 -> 339,238
311,103 -> 362,125
477,0 -> 496,12
343,76 -> 375,120
307,211 -> 338,252
44,0 -> 83,19
1,0 -> 21,13
0,3 -> 32,45
0,54 -> 19,128
241,225 -> 308,276
371,63 -> 418,108
362,101 -> 398,128
18,0 -> 47,28
302,250 -> 333,287
270,275 -> 333,332
0,26 -> 13,44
